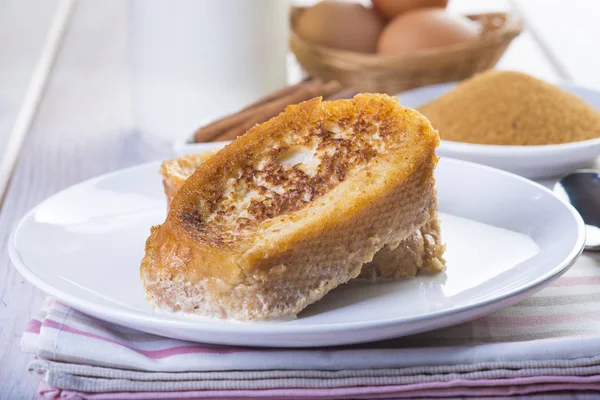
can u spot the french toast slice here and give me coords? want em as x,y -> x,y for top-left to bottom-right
159,151 -> 445,280
141,94 -> 441,320
160,151 -> 220,205
362,217 -> 445,279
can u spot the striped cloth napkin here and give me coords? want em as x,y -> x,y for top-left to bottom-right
22,253 -> 600,400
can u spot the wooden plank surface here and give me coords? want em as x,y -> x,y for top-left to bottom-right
0,0 -> 59,148
0,1 -> 168,397
0,0 -> 63,202
0,0 -> 579,398
512,0 -> 600,88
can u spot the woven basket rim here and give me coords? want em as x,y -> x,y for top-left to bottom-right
290,11 -> 523,65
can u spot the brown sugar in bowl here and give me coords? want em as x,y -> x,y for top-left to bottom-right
396,76 -> 600,179
418,70 -> 600,146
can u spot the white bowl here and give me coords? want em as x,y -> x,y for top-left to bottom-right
396,82 -> 600,179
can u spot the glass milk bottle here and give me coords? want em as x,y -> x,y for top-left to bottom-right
129,0 -> 289,145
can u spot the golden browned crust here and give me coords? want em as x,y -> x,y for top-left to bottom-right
141,94 -> 442,320
160,151 -> 219,205
160,151 -> 445,280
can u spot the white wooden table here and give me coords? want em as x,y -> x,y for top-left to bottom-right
0,0 -> 599,398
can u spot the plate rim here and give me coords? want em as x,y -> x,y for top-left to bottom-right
8,157 -> 586,338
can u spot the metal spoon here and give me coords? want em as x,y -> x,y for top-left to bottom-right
554,170 -> 600,251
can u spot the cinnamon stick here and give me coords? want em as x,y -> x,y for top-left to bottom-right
193,78 -> 314,143
324,87 -> 359,101
211,80 -> 344,142
243,77 -> 313,110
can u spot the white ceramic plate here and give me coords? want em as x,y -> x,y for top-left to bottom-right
397,82 -> 600,179
10,153 -> 584,347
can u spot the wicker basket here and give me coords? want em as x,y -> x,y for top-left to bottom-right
290,8 -> 523,94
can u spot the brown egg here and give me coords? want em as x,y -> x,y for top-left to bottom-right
372,0 -> 449,20
295,1 -> 384,53
377,8 -> 480,56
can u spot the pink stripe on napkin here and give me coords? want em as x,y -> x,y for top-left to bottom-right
554,276 -> 600,286
42,319 -> 244,357
483,310 -> 600,327
25,318 -> 43,334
